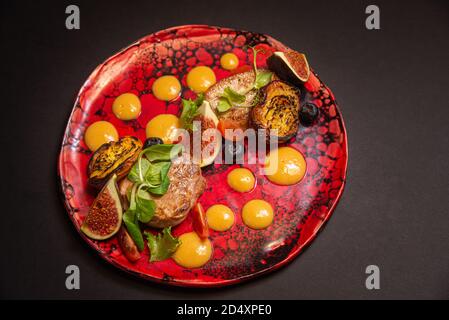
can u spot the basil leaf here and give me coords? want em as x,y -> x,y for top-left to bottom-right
143,144 -> 183,162
159,161 -> 171,179
146,161 -> 170,195
255,71 -> 273,89
144,161 -> 169,186
144,227 -> 180,262
217,97 -> 232,113
128,158 -> 151,183
153,161 -> 170,182
148,175 -> 170,195
135,191 -> 156,223
223,87 -> 246,103
123,209 -> 144,251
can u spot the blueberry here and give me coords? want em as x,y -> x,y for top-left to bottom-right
143,137 -> 164,149
299,103 -> 319,126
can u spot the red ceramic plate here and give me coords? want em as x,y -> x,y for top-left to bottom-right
58,25 -> 348,287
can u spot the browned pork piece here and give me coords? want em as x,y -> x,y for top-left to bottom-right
148,153 -> 206,228
205,69 -> 273,132
117,153 -> 206,228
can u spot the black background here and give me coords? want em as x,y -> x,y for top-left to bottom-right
1,0 -> 448,299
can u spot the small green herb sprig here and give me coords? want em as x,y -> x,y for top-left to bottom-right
180,93 -> 204,131
217,47 -> 273,113
123,143 -> 182,256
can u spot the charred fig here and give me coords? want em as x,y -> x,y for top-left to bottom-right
250,80 -> 301,141
88,136 -> 142,189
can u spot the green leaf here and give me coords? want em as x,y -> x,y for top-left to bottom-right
128,184 -> 138,211
195,93 -> 205,107
135,189 -> 156,223
180,99 -> 195,130
148,175 -> 170,195
180,99 -> 194,119
143,144 -> 183,162
128,158 -> 151,183
144,161 -> 170,186
255,71 -> 273,89
123,209 -> 144,251
146,161 -> 171,194
159,161 -> 171,181
222,87 -> 246,103
144,227 -> 180,262
180,94 -> 204,130
122,144 -> 180,253
217,87 -> 245,113
217,97 -> 232,113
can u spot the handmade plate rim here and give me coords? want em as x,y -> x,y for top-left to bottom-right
57,24 -> 348,288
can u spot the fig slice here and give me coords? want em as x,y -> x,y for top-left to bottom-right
267,51 -> 310,85
197,100 -> 219,127
194,101 -> 221,167
81,174 -> 123,240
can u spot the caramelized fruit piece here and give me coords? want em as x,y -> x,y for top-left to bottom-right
117,226 -> 141,262
88,136 -> 142,189
250,80 -> 300,141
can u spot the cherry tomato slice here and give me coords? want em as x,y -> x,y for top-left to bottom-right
193,203 -> 209,239
230,64 -> 252,75
218,119 -> 247,141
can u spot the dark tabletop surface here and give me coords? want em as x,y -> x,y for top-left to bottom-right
1,0 -> 448,299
